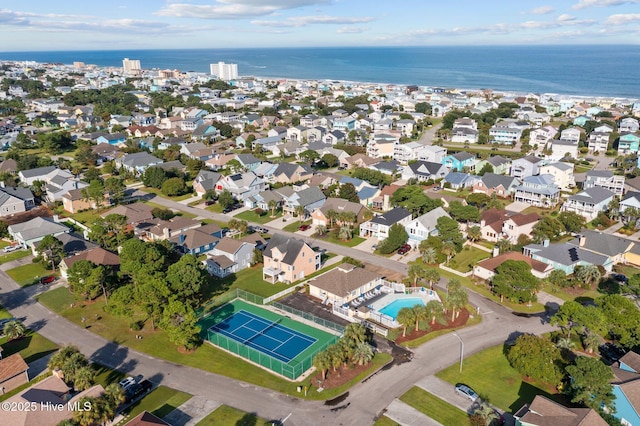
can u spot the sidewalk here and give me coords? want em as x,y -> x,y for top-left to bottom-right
163,395 -> 221,426
384,399 -> 441,426
415,376 -> 476,414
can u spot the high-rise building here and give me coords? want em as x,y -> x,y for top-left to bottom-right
209,62 -> 238,81
73,62 -> 85,69
122,58 -> 141,76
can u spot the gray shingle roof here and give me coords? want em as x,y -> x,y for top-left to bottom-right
264,234 -> 312,266
567,187 -> 615,205
19,165 -> 56,179
371,207 -> 411,226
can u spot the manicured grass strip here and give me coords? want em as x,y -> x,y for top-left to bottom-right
117,385 -> 192,425
142,186 -> 195,202
235,209 -> 282,224
436,345 -> 553,412
373,416 -> 400,426
449,247 -> 490,273
283,220 -> 310,233
196,405 -> 269,426
0,250 -> 30,265
318,233 -> 366,248
400,387 -> 470,425
0,329 -> 58,364
6,262 -> 55,287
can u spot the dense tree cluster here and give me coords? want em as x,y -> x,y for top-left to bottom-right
63,85 -> 138,117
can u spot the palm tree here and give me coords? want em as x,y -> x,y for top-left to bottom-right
62,352 -> 89,384
338,226 -> 352,241
268,199 -> 278,218
446,279 -> 468,321
475,402 -> 499,426
352,342 -> 374,366
467,225 -> 481,243
442,241 -> 457,264
327,344 -> 343,373
237,220 -> 248,237
555,336 -> 576,351
343,323 -> 368,346
73,396 -> 100,426
396,307 -> 415,337
3,319 -> 26,341
424,268 -> 440,289
413,305 -> 428,331
295,205 -> 305,224
607,198 -> 620,220
422,247 -> 437,265
574,264 -> 601,289
102,383 -> 125,413
313,350 -> 331,381
73,365 -> 95,391
582,333 -> 601,354
338,339 -> 354,367
408,264 -> 426,287
48,345 -> 82,372
426,300 -> 446,325
326,209 -> 338,229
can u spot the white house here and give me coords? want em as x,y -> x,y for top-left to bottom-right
359,207 -> 412,240
562,187 -> 616,221
405,207 -> 450,248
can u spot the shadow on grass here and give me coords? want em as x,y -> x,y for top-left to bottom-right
598,279 -> 620,295
236,412 -> 258,426
153,402 -> 185,419
508,381 -> 555,413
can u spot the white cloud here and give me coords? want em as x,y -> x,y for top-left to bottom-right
524,6 -> 555,15
572,0 -> 640,10
155,0 -> 330,19
252,15 -> 374,27
605,13 -> 640,24
557,14 -> 576,21
337,26 -> 367,33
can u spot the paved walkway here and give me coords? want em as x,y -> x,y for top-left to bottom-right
416,376 -> 476,414
536,291 -> 566,312
504,201 -> 529,213
178,195 -> 203,206
163,395 -> 222,426
384,399 -> 441,426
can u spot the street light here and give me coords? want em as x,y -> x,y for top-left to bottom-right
453,332 -> 464,373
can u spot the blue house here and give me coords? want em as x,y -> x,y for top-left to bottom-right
611,351 -> 640,426
333,117 -> 356,131
572,115 -> 589,127
619,132 -> 640,155
170,223 -> 223,255
235,153 -> 262,172
442,152 -> 475,172
96,133 -> 126,145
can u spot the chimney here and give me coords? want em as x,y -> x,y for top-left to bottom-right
579,235 -> 586,247
543,239 -> 549,247
163,227 -> 170,240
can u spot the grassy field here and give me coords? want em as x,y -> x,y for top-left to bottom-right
449,246 -> 490,273
317,233 -> 366,248
6,262 -> 55,287
142,186 -> 195,202
205,204 -> 224,213
436,345 -> 554,412
235,209 -> 282,224
400,387 -> 470,425
196,405 -> 269,426
116,385 -> 192,425
0,249 -> 31,265
69,209 -> 102,226
37,286 -> 390,400
373,416 -> 400,426
283,219 -> 310,233
0,329 -> 58,364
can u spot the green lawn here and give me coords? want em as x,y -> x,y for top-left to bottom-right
436,345 -> 554,412
0,329 -> 58,364
205,204 -> 224,213
283,219 -> 310,233
6,262 -> 55,287
142,186 -> 195,202
235,209 -> 282,224
449,247 -> 490,273
520,206 -> 558,216
400,387 -> 470,425
142,201 -> 198,219
0,249 -> 31,265
116,385 -> 192,425
38,286 -> 388,400
317,233 -> 366,248
196,405 -> 269,426
0,240 -> 9,249
70,209 -> 102,226
373,416 -> 400,426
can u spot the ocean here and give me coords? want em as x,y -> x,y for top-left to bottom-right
1,45 -> 639,99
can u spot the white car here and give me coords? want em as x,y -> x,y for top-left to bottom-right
455,384 -> 479,402
2,245 -> 21,253
119,377 -> 136,389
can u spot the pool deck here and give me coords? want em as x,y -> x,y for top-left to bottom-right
368,289 -> 440,312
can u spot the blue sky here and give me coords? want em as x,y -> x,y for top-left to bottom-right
1,0 -> 640,51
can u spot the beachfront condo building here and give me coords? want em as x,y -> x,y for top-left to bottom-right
210,62 -> 238,81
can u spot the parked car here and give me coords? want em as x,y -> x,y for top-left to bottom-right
138,379 -> 153,393
204,200 -> 215,206
252,226 -> 269,234
124,379 -> 153,403
40,276 -> 56,285
0,317 -> 16,328
299,224 -> 311,231
599,343 -> 625,363
118,376 -> 136,389
2,245 -> 21,253
222,206 -> 233,214
455,383 -> 479,402
611,273 -> 628,283
397,243 -> 412,255
337,166 -> 346,171
432,186 -> 441,191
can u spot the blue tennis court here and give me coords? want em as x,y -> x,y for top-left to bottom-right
209,309 -> 317,363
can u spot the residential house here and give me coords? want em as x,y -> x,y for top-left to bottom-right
529,126 -> 558,150
8,217 -> 70,250
193,170 -> 222,197
366,137 -> 395,159
514,175 -> 561,207
101,202 -> 154,225
475,156 -> 511,175
125,411 -> 171,426
514,395 -> 607,426
169,223 -> 223,255
205,153 -> 235,171
562,187 -> 616,221
359,207 -> 412,240
371,160 -> 401,176
308,263 -> 382,307
0,186 -> 35,216
115,152 -> 163,175
323,129 -> 346,145
442,152 -> 475,172
584,170 -> 625,197
474,252 -> 553,280
480,208 -> 540,243
523,240 -> 613,274
18,166 -> 66,186
311,198 -> 365,227
618,132 -> 640,155
91,144 -> 123,164
342,153 -> 380,169
572,230 -> 637,266
214,172 -> 268,203
538,162 -> 575,191
393,141 -> 429,164
472,173 -> 520,198
0,353 -> 29,393
405,207 -> 450,247
401,160 -> 448,182
550,139 -> 579,161
262,234 -> 321,283
619,117 -> 640,133
451,127 -> 479,144
206,237 -> 256,278
511,155 -> 543,179
489,119 -> 528,144
96,132 -> 126,145
137,216 -> 202,241
180,142 -> 215,161
559,127 -> 581,144
61,188 -> 110,214
235,153 -> 262,172
444,172 -> 479,190
281,186 -> 326,216
337,176 -> 381,207
371,185 -> 401,212
452,117 -> 477,131
271,162 -> 313,184
59,247 -> 120,279
621,190 -> 640,213
416,145 -> 447,163
587,131 -> 610,152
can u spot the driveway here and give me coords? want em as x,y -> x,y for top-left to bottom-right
353,236 -> 379,253
504,201 -> 529,213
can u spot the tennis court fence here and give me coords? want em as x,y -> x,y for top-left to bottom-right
271,302 -> 345,334
206,327 -> 339,380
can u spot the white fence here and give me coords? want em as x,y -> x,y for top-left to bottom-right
263,285 -> 302,304
439,263 -> 473,277
363,320 -> 389,337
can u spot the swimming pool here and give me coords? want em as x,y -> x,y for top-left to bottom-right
378,297 -> 425,320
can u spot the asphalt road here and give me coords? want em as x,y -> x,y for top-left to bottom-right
0,193 -> 557,425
